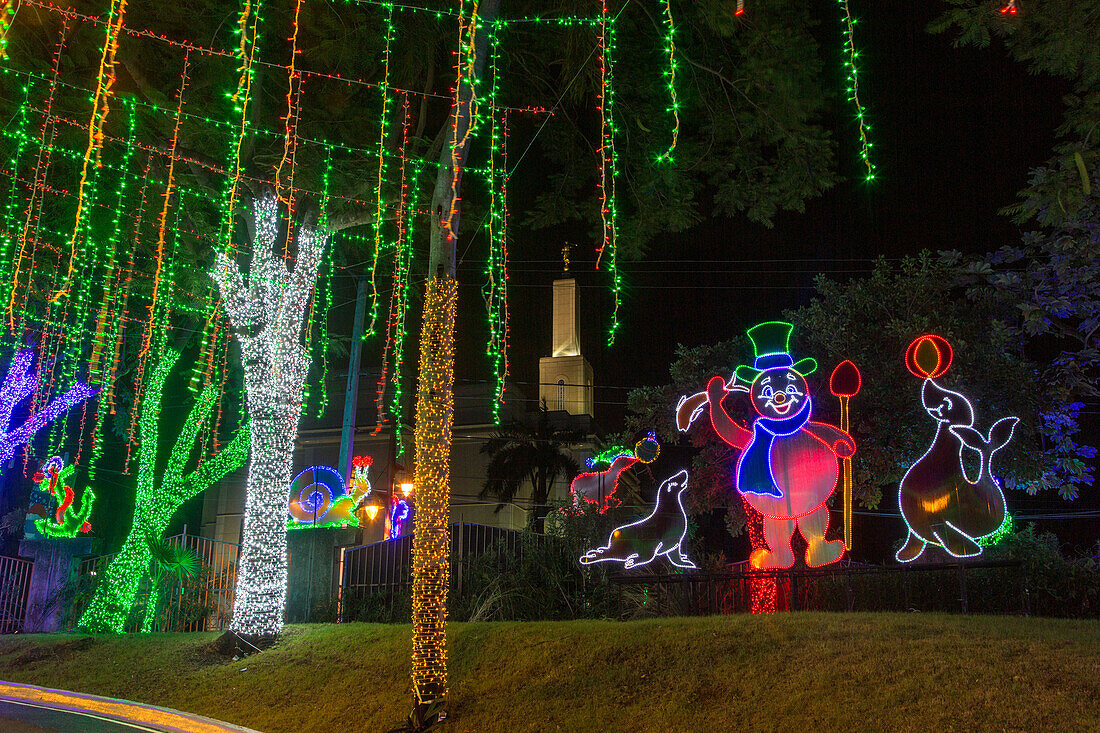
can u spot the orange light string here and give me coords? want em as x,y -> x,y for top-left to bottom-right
373,92 -> 412,435
52,0 -> 126,305
232,0 -> 252,100
127,50 -> 190,469
274,0 -> 303,224
0,0 -> 14,60
442,0 -> 480,246
496,109 -> 510,408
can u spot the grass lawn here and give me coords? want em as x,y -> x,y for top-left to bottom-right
0,613 -> 1096,732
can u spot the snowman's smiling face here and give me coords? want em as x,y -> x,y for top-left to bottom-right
752,369 -> 808,419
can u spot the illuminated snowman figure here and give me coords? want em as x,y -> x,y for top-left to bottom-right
677,321 -> 854,569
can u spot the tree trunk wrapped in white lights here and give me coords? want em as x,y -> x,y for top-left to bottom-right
211,193 -> 328,638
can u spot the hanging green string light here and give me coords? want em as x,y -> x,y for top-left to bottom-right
838,0 -> 875,181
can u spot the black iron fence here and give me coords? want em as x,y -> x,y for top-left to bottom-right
609,560 -> 1029,618
73,532 -> 238,632
0,555 -> 33,633
340,523 -> 535,616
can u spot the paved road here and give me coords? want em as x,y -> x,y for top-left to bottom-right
0,699 -> 159,731
0,682 -> 261,733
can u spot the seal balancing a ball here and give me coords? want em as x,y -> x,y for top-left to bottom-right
896,335 -> 1018,562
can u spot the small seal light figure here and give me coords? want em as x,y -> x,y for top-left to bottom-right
580,469 -> 695,569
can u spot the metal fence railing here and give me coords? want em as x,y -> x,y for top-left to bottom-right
608,560 -> 1029,618
341,523 -> 530,608
0,555 -> 33,634
73,532 -> 238,632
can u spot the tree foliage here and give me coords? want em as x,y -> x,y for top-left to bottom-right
479,407 -> 584,532
931,0 -> 1098,497
0,0 -> 840,273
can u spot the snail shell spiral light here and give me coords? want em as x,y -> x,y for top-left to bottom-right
288,466 -> 345,525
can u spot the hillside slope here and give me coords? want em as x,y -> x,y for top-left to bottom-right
0,614 -> 1096,732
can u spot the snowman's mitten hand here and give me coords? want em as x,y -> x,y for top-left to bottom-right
706,376 -> 728,404
834,438 -> 856,459
806,423 -> 855,457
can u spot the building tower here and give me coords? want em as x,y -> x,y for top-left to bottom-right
538,268 -> 594,417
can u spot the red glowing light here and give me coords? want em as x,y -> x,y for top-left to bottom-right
829,360 -> 862,398
905,334 -> 952,379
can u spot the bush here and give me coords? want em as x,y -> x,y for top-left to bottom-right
982,524 -> 1099,618
322,590 -> 412,623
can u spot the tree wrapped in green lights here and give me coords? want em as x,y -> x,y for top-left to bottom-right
79,344 -> 249,633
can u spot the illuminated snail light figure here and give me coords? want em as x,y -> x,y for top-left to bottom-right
896,335 -> 1018,562
288,466 -> 360,529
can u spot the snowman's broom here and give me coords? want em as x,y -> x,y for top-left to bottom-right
830,360 -> 861,551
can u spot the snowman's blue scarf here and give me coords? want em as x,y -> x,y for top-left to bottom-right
737,398 -> 813,499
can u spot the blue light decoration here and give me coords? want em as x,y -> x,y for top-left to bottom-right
389,497 -> 410,539
580,469 -> 695,569
676,321 -> 854,569
0,349 -> 97,466
288,465 -> 365,530
896,335 -> 1019,562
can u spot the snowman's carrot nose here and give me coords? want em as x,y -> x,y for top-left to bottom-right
774,392 -> 786,403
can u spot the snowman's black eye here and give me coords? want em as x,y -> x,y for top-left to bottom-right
760,386 -> 773,399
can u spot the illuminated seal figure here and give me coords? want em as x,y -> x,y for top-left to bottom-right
896,379 -> 1018,561
580,469 -> 695,569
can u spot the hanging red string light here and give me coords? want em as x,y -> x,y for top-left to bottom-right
374,92 -> 413,436
274,0 -> 303,221
9,18 -> 68,334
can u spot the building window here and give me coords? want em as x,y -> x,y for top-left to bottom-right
556,379 -> 565,411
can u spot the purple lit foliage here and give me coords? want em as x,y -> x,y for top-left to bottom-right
0,349 -> 98,466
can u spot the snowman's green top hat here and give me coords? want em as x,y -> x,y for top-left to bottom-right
734,320 -> 818,384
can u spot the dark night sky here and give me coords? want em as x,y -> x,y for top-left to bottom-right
492,3 -> 1068,424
